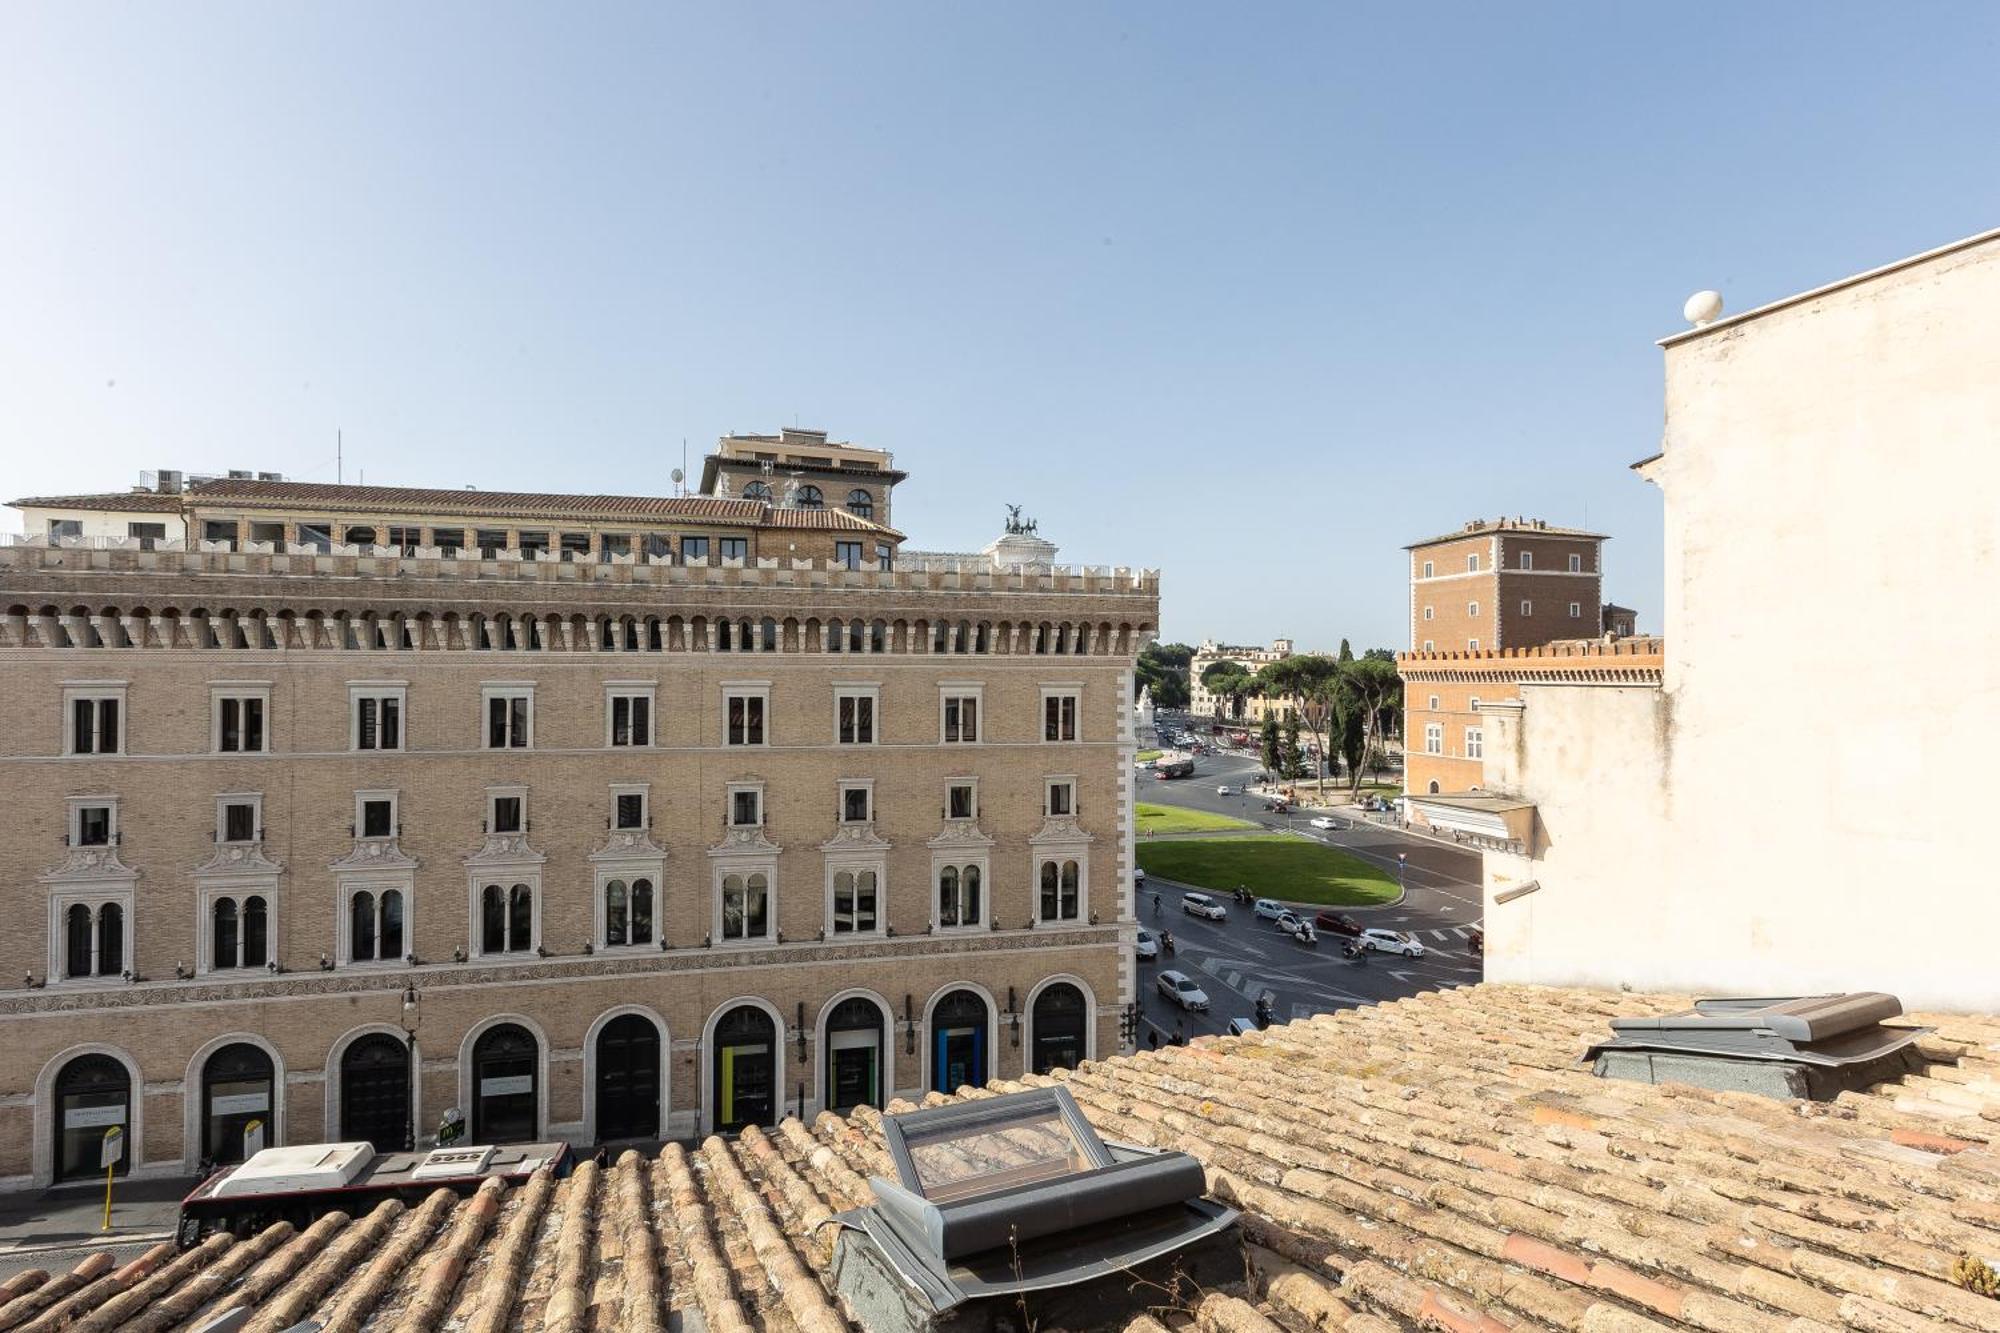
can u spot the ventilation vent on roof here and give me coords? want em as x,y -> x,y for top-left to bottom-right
1583,992 -> 1930,1101
258,471 -> 283,482
228,469 -> 254,479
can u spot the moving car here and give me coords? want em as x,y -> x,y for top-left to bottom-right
1215,784 -> 1233,796
1225,1017 -> 1259,1038
1181,892 -> 1227,921
1156,970 -> 1210,1011
1273,911 -> 1312,938
1134,867 -> 1147,886
1135,928 -> 1159,960
1252,898 -> 1285,921
1357,927 -> 1425,958
1314,911 -> 1363,937
1307,815 -> 1336,830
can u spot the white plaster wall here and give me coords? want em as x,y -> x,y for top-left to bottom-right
14,505 -> 186,543
1488,232 -> 2000,1012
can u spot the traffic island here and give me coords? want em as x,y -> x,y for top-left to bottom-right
1135,834 -> 1400,906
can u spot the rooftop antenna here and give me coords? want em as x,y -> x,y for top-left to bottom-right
337,429 -> 343,484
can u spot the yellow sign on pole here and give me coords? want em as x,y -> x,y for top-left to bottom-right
100,1125 -> 122,1231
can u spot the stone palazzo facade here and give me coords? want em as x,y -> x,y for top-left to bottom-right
0,467 -> 1156,1187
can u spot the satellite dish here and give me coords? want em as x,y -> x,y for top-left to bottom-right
1683,290 -> 1724,327
670,468 -> 684,484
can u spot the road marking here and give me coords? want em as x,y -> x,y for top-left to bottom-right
1428,930 -> 1450,941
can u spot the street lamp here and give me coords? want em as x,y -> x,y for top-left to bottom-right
400,984 -> 420,1151
1397,852 -> 1408,896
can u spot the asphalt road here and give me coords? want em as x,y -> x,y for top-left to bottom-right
1133,740 -> 1486,1043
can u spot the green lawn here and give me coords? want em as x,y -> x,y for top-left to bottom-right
1135,749 -> 1163,763
1133,802 -> 1257,834
1136,834 -> 1400,905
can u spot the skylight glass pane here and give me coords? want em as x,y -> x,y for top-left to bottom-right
902,1104 -> 1091,1203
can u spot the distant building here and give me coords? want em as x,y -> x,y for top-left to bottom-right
1187,638 -> 1294,721
1480,226 -> 2000,1010
699,427 -> 906,530
1400,519 -> 1626,799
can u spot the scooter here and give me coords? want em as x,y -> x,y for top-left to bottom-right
1161,931 -> 1177,956
1342,940 -> 1368,962
1292,923 -> 1317,948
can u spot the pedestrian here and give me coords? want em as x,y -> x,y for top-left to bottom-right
1147,1030 -> 1159,1051
592,1145 -> 610,1170
1171,1022 -> 1186,1047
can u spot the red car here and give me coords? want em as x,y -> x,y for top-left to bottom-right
1314,911 -> 1363,937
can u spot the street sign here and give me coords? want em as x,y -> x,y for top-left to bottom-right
242,1118 -> 266,1157
99,1125 -> 123,1170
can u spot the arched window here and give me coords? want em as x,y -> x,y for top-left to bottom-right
760,618 -> 778,652
1427,780 -> 1441,794
721,873 -> 769,942
832,870 -> 878,934
605,880 -> 629,947
794,484 -> 824,509
212,898 -> 239,969
508,884 -> 533,952
97,903 -> 123,975
339,1034 -> 410,1150
712,1005 -> 776,1132
472,1024 -> 538,1143
743,480 -> 772,503
825,996 -> 885,1112
201,1043 -> 274,1165
1038,861 -> 1080,922
1030,983 -> 1088,1075
595,1014 -> 660,1142
482,885 -> 506,953
381,890 -> 404,959
630,879 -> 653,946
938,864 -> 981,928
845,489 -> 874,520
870,620 -> 887,653
825,618 -> 843,653
352,891 -> 378,961
930,989 -> 989,1093
54,1055 -> 130,1182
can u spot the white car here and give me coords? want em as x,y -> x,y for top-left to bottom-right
1181,892 -> 1227,921
1274,910 -> 1310,937
1308,815 -> 1336,830
1156,969 -> 1211,1011
1134,928 -> 1159,960
1215,785 -> 1233,796
1357,927 -> 1425,958
1134,867 -> 1147,886
1252,898 -> 1285,921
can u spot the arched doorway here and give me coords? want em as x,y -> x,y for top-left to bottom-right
339,1034 -> 411,1150
472,1024 -> 538,1143
201,1043 -> 275,1165
711,1006 -> 775,1133
823,996 -> 886,1113
930,989 -> 989,1093
1030,983 -> 1089,1075
594,1014 -> 660,1143
54,1054 -> 130,1182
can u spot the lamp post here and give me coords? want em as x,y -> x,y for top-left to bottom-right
400,984 -> 420,1151
1397,851 -> 1407,897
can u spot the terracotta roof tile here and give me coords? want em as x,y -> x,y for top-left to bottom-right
7,490 -> 184,513
11,984 -> 2000,1331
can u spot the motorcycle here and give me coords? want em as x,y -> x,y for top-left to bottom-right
1161,931 -> 1177,956
1342,940 -> 1368,962
1291,923 -> 1317,947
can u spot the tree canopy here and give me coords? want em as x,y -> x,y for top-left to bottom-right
1135,642 -> 1191,709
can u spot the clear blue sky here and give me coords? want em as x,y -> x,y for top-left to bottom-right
4,5 -> 1997,651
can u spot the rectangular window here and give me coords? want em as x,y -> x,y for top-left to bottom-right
942,693 -> 980,743
1424,723 -> 1443,755
489,793 -> 524,835
1519,551 -> 1533,570
721,872 -> 770,942
946,780 -> 977,821
1043,693 -> 1078,742
1467,601 -> 1479,618
1422,639 -> 1435,652
358,794 -> 396,839
1421,560 -> 1434,578
1468,553 -> 1481,572
833,541 -> 864,570
682,536 -> 710,562
353,689 -> 404,751
1521,600 -> 1533,616
836,689 -> 876,744
1466,728 -> 1484,760
559,532 -> 591,562
1569,602 -> 1582,618
599,533 -> 631,562
297,520 -> 335,552
1428,695 -> 1440,710
730,786 -> 763,828
485,689 -> 533,748
719,537 -> 748,561
1046,779 -> 1075,817
614,790 -> 646,830
432,527 -> 465,556
476,529 -> 509,559
249,521 -> 286,548
205,519 -> 241,549
127,522 -> 165,550
517,531 -> 550,559
1569,553 -> 1583,573
214,692 -> 268,753
841,783 -> 873,823
1423,606 -> 1434,620
1468,638 -> 1480,651
387,525 -> 424,554
67,694 -> 123,756
642,533 -> 673,561
832,868 -> 879,935
219,798 -> 259,844
609,691 -> 653,747
48,518 -> 83,540
874,542 -> 894,571
75,803 -> 114,847
725,691 -> 767,746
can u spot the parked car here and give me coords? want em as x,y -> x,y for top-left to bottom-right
1181,892 -> 1227,921
1314,911 -> 1364,937
1357,927 -> 1425,958
1225,1017 -> 1259,1038
1215,784 -> 1233,796
1252,898 -> 1285,921
1308,815 -> 1336,830
1135,928 -> 1159,960
1156,970 -> 1210,1011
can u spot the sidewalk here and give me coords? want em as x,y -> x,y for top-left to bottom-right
0,1174 -> 193,1257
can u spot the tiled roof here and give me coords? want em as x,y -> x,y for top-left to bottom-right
10,479 -> 902,536
7,491 -> 184,513
9,984 -> 1999,1331
1406,521 -> 1608,550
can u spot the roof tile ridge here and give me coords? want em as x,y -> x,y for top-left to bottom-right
697,1135 -> 847,1333
243,1197 -> 408,1333
652,1144 -> 755,1333
608,1152 -> 668,1333
312,1188 -> 458,1333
